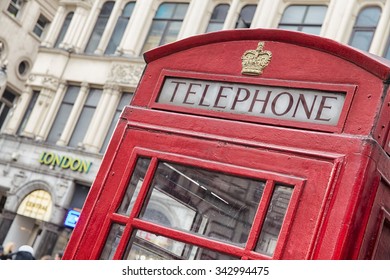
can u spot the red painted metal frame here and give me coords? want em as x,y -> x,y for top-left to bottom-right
90,146 -> 305,260
149,69 -> 356,133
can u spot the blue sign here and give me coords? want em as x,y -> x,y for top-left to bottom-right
64,210 -> 80,228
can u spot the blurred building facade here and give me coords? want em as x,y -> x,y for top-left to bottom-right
0,0 -> 390,259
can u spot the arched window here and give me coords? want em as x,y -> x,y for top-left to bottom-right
105,2 -> 136,55
85,1 -> 115,54
235,5 -> 256,28
206,4 -> 230,33
349,6 -> 381,51
141,2 -> 189,54
278,5 -> 327,35
54,12 -> 74,48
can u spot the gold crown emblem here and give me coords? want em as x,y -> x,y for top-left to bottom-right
241,42 -> 272,76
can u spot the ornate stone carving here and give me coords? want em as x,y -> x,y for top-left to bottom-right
108,64 -> 144,86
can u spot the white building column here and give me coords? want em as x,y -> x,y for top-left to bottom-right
36,81 -> 67,141
23,78 -> 58,139
2,86 -> 32,135
178,0 -> 210,38
370,0 -> 390,55
57,82 -> 89,146
323,0 -> 356,43
120,0 -> 155,56
251,0 -> 283,28
74,0 -> 101,53
41,6 -> 66,48
223,0 -> 241,30
84,84 -> 121,152
61,5 -> 90,51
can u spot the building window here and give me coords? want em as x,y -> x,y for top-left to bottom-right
141,2 -> 189,53
46,86 -> 80,144
68,88 -> 103,147
0,89 -> 16,131
235,5 -> 256,28
100,92 -> 133,153
278,5 -> 327,35
17,90 -> 39,135
206,4 -> 229,33
349,6 -> 381,52
54,12 -> 74,48
7,0 -> 24,18
105,2 -> 136,55
33,14 -> 50,38
85,1 -> 115,54
68,88 -> 102,148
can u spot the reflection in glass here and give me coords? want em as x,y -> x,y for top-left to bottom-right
117,157 -> 151,215
206,4 -> 229,33
255,185 -> 293,256
139,162 -> 265,247
235,5 -> 256,28
349,6 -> 381,51
100,223 -> 125,259
278,5 -> 327,35
124,229 -> 239,260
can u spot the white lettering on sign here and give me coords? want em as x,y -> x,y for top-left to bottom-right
157,78 -> 346,125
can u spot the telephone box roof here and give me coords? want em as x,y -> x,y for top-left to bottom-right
143,28 -> 390,81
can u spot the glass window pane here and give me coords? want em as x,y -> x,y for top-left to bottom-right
117,157 -> 151,215
356,7 -> 381,27
305,6 -> 327,24
278,25 -> 300,32
47,85 -> 80,144
105,2 -> 135,55
46,104 -> 73,144
99,223 -> 125,259
211,4 -> 230,20
206,23 -> 224,33
85,2 -> 114,53
280,6 -> 306,24
55,12 -> 74,48
236,5 -> 256,28
350,31 -> 374,51
0,106 -> 10,130
142,3 -> 188,53
206,4 -> 229,32
142,21 -> 167,52
139,162 -> 265,247
123,2 -> 135,17
374,218 -> 390,260
68,89 -> 102,147
101,1 -> 115,15
155,3 -> 175,19
385,43 -> 390,59
124,229 -> 239,260
160,21 -> 181,45
68,107 -> 94,147
62,86 -> 79,103
301,26 -> 322,35
18,91 -> 39,135
255,185 -> 293,256
173,3 -> 189,19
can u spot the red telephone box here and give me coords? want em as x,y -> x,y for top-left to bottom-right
64,29 -> 390,260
